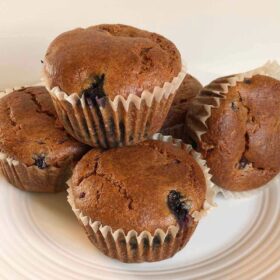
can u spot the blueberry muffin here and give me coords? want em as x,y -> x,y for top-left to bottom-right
43,24 -> 185,148
0,86 -> 89,192
161,74 -> 202,140
186,74 -> 280,192
68,139 -> 207,262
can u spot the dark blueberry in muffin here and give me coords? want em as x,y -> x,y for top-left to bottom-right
83,74 -> 106,107
244,78 -> 252,84
79,192 -> 86,199
238,156 -> 249,169
231,101 -> 239,112
167,190 -> 190,226
33,154 -> 47,169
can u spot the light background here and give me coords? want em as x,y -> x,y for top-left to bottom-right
0,0 -> 280,88
0,0 -> 279,279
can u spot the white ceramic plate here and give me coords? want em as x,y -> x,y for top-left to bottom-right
0,1 -> 280,277
0,174 -> 279,280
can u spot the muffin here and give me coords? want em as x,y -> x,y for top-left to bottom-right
185,62 -> 280,194
161,74 -> 202,140
0,86 -> 89,192
68,135 -> 212,263
43,24 -> 186,149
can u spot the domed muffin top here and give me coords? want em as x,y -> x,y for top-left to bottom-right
44,24 -> 182,99
0,86 -> 89,168
71,140 -> 206,234
199,74 -> 280,191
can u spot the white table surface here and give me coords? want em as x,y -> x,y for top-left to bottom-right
0,0 -> 279,279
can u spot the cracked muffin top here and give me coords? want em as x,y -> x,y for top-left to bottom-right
199,75 -> 280,191
162,74 -> 202,130
0,86 -> 89,168
70,140 -> 206,234
43,24 -> 182,99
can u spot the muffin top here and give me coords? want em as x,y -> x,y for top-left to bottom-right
71,140 -> 206,234
44,24 -> 182,99
200,75 -> 280,191
0,86 -> 89,168
162,74 -> 202,130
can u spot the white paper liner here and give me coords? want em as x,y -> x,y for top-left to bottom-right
186,60 -> 280,199
0,152 -> 19,166
67,186 -> 179,245
43,65 -> 187,111
42,65 -> 186,148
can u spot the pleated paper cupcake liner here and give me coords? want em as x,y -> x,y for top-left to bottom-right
67,133 -> 216,263
44,66 -> 186,149
186,60 -> 280,198
68,186 -> 198,263
0,151 -> 69,192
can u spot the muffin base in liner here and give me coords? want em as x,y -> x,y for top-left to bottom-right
0,152 -> 70,192
186,60 -> 280,198
44,66 -> 186,149
67,133 -> 216,263
0,86 -> 75,193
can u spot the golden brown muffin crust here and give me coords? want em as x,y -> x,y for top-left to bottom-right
44,24 -> 182,99
0,86 -> 89,168
200,75 -> 280,191
161,74 -> 202,139
71,140 -> 206,234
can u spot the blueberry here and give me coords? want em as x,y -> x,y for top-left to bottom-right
79,192 -> 86,199
33,154 -> 47,169
83,74 -> 106,107
167,190 -> 190,227
238,156 -> 249,169
244,78 -> 252,84
231,101 -> 239,112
